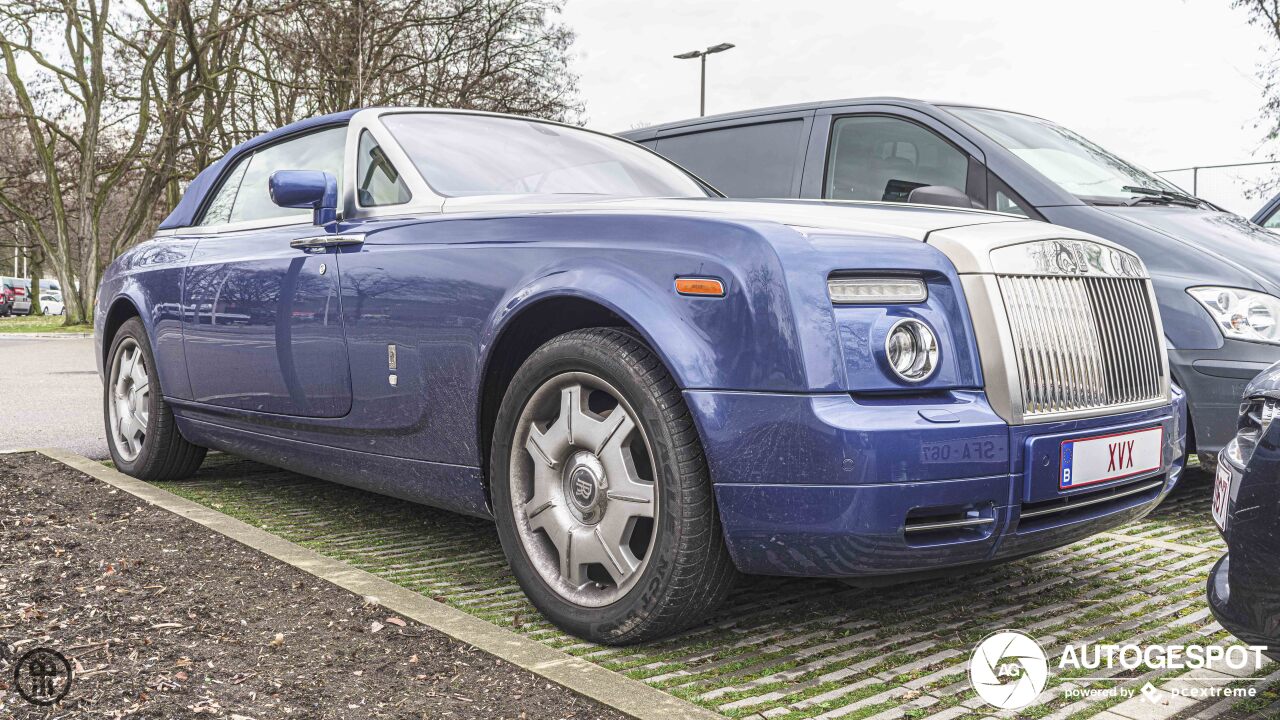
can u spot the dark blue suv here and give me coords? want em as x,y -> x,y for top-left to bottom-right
621,98 -> 1280,467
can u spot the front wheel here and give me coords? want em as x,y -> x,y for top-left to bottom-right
491,328 -> 736,644
104,318 -> 206,480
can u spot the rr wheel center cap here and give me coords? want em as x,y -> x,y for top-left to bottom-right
564,451 -> 608,523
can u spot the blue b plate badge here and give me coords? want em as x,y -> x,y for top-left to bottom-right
1061,426 -> 1163,490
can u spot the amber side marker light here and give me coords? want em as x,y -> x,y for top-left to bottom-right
675,277 -> 726,297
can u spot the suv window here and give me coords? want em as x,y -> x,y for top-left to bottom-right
825,116 -> 969,203
200,126 -> 346,226
357,131 -> 411,207
654,119 -> 804,197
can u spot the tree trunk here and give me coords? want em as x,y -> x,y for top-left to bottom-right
28,246 -> 41,317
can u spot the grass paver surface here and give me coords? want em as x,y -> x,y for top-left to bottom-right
149,457 -> 1279,719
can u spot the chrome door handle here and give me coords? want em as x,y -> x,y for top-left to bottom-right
290,234 -> 365,251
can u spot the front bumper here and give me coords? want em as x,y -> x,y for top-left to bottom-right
688,388 -> 1186,577
1170,342 -> 1278,454
1207,432 -> 1280,656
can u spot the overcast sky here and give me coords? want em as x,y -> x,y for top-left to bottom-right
562,0 -> 1277,214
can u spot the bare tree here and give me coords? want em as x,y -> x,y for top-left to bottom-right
228,0 -> 580,138
1237,0 -> 1280,196
0,0 -> 257,324
0,0 -> 579,325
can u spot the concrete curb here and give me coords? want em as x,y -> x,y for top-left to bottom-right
34,447 -> 722,720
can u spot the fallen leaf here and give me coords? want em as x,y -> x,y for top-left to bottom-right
269,633 -> 284,648
370,621 -> 384,634
385,617 -> 406,627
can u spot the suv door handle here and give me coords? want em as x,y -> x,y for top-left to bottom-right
290,234 -> 365,251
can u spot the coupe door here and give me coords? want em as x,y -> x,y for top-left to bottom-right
181,125 -> 353,418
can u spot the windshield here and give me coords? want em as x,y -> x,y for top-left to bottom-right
382,113 -> 710,198
947,107 -> 1185,204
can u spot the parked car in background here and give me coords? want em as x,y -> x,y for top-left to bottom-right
621,97 -> 1280,470
40,294 -> 65,315
0,277 -> 31,315
0,283 -> 12,316
10,286 -> 30,315
1208,361 -> 1280,658
1250,193 -> 1280,231
98,108 -> 1185,643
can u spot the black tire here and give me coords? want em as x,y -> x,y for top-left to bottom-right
491,327 -> 737,644
104,317 -> 206,480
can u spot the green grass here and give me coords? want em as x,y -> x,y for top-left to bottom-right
0,313 -> 90,333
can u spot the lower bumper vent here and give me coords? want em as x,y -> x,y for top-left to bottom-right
1017,477 -> 1164,532
904,504 -> 995,545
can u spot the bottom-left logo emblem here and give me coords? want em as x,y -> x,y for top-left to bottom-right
13,647 -> 73,706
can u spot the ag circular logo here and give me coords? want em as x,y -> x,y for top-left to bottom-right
13,646 -> 73,706
969,630 -> 1048,710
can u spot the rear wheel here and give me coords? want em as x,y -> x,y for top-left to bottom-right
491,328 -> 736,644
105,318 -> 206,480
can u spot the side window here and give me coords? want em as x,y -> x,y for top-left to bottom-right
654,119 -> 804,197
994,189 -> 1028,216
201,125 -> 346,226
1264,208 -> 1280,229
825,116 -> 969,203
199,156 -> 250,226
988,176 -> 1029,217
357,131 -> 412,206
987,174 -> 1032,218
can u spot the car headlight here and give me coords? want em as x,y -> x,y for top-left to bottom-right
884,318 -> 938,382
1229,395 -> 1280,467
1188,287 -> 1280,345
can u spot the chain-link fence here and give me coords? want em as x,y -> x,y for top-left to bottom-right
1157,160 -> 1280,218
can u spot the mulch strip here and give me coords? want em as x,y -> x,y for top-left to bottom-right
0,452 -> 625,719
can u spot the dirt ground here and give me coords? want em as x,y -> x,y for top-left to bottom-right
0,452 -> 625,719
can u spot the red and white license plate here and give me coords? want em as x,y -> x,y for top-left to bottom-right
1211,463 -> 1232,532
1060,426 -> 1163,490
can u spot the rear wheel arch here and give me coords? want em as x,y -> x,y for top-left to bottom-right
102,297 -> 143,367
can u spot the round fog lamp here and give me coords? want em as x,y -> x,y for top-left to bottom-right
885,319 -> 938,382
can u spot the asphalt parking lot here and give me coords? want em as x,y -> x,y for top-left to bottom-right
5,335 -> 1278,718
0,336 -> 105,459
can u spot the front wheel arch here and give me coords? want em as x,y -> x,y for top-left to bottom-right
478,296 -> 645,506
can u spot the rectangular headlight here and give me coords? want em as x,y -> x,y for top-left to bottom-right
827,277 -> 927,304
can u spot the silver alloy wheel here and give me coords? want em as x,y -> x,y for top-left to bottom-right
509,372 -> 658,607
108,338 -> 150,462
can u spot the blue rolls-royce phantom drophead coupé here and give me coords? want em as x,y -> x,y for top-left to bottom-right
97,108 -> 1186,643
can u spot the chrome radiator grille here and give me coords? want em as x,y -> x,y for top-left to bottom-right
997,274 -> 1164,416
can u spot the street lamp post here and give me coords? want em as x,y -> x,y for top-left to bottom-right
674,42 -> 734,117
